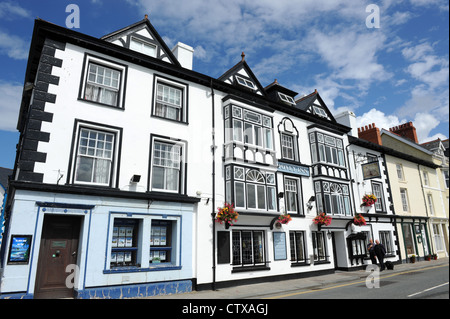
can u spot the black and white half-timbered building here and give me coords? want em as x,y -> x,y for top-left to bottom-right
0,17 -> 399,299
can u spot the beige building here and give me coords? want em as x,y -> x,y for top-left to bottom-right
358,122 -> 448,262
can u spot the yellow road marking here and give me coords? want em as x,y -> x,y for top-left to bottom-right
264,264 -> 448,299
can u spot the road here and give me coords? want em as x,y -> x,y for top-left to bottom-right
264,264 -> 449,299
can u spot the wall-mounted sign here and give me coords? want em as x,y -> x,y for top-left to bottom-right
273,232 -> 287,260
8,235 -> 32,264
278,162 -> 310,177
361,162 -> 381,180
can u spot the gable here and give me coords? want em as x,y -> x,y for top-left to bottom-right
101,18 -> 181,67
218,58 -> 266,97
295,91 -> 336,122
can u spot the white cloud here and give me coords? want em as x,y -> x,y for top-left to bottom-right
356,108 -> 405,132
0,2 -> 31,19
0,30 -> 29,60
305,28 -> 391,84
0,81 -> 22,132
356,108 -> 448,143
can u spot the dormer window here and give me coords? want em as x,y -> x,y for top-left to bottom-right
130,37 -> 157,57
235,75 -> 256,90
278,92 -> 296,105
313,106 -> 328,118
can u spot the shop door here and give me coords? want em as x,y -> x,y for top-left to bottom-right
34,215 -> 81,299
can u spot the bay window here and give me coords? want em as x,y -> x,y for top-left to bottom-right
224,105 -> 273,150
314,181 -> 351,216
309,132 -> 345,167
225,165 -> 277,212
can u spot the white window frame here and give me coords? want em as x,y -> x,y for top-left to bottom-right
371,182 -> 385,212
80,54 -> 127,108
313,106 -> 329,118
152,76 -> 188,123
427,193 -> 435,216
130,37 -> 157,57
396,164 -> 404,181
227,165 -> 277,212
281,134 -> 295,160
400,188 -> 409,212
71,121 -> 121,187
227,105 -> 274,150
278,92 -> 296,105
235,75 -> 256,90
284,177 -> 302,215
150,136 -> 186,194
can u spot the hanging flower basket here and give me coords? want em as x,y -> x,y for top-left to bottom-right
353,214 -> 366,226
216,202 -> 238,227
361,194 -> 377,207
313,212 -> 332,226
278,213 -> 292,225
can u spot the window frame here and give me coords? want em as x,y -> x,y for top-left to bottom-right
379,231 -> 394,255
226,164 -> 278,213
314,181 -> 351,216
235,75 -> 256,91
312,231 -> 327,262
105,213 -> 182,273
69,120 -> 122,188
284,176 -> 303,215
149,135 -> 187,194
400,188 -> 409,212
225,105 -> 274,151
289,231 -> 307,264
152,75 -> 189,123
232,230 -> 267,268
278,92 -> 296,105
309,132 -> 346,167
79,54 -> 127,109
130,36 -> 157,57
371,181 -> 386,213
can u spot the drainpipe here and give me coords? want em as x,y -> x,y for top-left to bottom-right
417,164 -> 433,257
210,80 -> 217,291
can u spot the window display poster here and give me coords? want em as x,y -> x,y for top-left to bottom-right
8,235 -> 32,264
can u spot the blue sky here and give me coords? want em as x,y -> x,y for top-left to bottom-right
0,0 -> 448,169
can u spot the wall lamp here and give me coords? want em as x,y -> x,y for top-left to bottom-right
306,196 -> 315,210
130,175 -> 141,183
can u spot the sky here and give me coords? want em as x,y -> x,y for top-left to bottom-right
0,0 -> 448,169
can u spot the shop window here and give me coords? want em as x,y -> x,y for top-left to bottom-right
150,220 -> 173,264
110,218 -> 140,268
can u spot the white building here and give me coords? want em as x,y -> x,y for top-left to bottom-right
0,18 -> 400,299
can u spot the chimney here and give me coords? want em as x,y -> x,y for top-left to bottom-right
172,42 -> 194,70
335,111 -> 357,137
358,123 -> 382,145
389,122 -> 418,143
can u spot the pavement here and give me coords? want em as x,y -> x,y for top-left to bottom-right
144,257 -> 449,299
